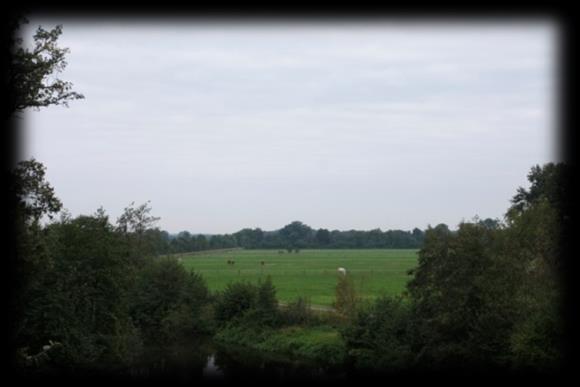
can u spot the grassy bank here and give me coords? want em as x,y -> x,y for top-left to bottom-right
214,324 -> 347,367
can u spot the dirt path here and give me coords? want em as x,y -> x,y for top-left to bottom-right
278,302 -> 336,313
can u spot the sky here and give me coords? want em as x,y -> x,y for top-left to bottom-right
19,18 -> 559,234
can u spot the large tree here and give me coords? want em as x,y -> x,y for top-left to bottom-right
7,16 -> 85,368
7,17 -> 84,118
404,163 -> 568,370
279,221 -> 313,250
10,159 -> 63,357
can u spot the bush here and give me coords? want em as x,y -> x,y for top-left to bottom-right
214,325 -> 347,368
334,273 -> 358,317
341,295 -> 413,371
279,297 -> 313,326
129,257 -> 212,344
214,278 -> 282,329
214,282 -> 258,325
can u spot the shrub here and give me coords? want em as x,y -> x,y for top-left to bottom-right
334,273 -> 358,317
129,257 -> 211,344
214,282 -> 258,325
279,297 -> 313,326
341,295 -> 413,371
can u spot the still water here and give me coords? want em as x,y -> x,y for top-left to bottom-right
129,336 -> 349,382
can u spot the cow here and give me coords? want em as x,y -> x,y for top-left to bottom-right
337,267 -> 347,276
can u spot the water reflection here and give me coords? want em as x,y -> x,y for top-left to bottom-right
210,341 -> 347,382
131,336 -> 348,382
202,354 -> 223,379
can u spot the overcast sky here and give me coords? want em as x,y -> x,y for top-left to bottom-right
19,18 -> 559,234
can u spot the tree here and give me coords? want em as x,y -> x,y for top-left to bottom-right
335,273 -> 357,317
9,159 -> 63,362
412,227 -> 425,245
234,228 -> 264,249
508,163 -> 571,219
116,201 -> 160,235
256,276 -> 277,314
21,209 -> 142,365
143,228 -> 171,256
129,257 -> 210,344
502,164 -> 568,370
7,17 -> 86,367
214,282 -> 258,325
404,164 -> 569,370
9,158 -> 62,224
194,234 -> 208,251
406,222 -> 508,368
279,221 -> 313,250
315,228 -> 331,246
7,18 -> 84,118
116,201 -> 160,263
254,276 -> 279,326
341,296 -> 413,371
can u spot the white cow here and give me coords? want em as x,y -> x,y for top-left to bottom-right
337,267 -> 347,276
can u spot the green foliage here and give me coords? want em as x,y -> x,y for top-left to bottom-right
279,297 -> 313,326
279,221 -> 313,249
401,163 -> 568,370
508,163 -> 571,220
334,273 -> 358,317
315,228 -> 331,246
10,160 -> 64,362
211,277 -> 281,330
8,20 -> 84,116
255,276 -> 278,322
502,202 -> 564,370
12,157 -> 568,373
9,159 -> 63,224
234,228 -> 264,249
129,257 -> 211,344
18,209 -> 138,366
341,296 -> 413,370
502,164 -> 566,371
137,223 -> 426,253
116,201 -> 161,264
214,281 -> 258,325
406,221 -> 516,367
215,325 -> 347,367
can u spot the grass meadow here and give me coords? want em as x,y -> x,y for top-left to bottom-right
179,249 -> 419,307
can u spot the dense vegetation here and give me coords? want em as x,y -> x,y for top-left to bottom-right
10,160 -> 570,376
139,221 -> 427,255
341,162 -> 571,373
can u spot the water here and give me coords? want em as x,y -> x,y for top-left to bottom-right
130,336 -> 349,382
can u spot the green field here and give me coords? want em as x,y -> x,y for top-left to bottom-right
179,249 -> 419,307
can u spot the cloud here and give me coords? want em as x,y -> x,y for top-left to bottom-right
21,20 -> 557,233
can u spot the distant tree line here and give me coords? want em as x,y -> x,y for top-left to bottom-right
232,223 -> 429,250
146,224 -> 428,255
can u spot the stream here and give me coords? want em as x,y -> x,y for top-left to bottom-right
128,336 -> 350,382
